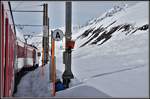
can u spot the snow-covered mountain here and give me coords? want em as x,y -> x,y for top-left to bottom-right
81,4 -> 128,28
73,2 -> 149,48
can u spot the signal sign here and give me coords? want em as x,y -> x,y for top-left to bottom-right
52,29 -> 64,41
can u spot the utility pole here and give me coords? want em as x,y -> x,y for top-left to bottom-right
24,35 -> 31,67
42,3 -> 49,65
62,1 -> 74,88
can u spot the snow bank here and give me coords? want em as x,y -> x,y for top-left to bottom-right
14,63 -> 110,98
14,64 -> 51,97
56,84 -> 110,98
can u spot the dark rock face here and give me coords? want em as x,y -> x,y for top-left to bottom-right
77,22 -> 149,48
138,24 -> 149,30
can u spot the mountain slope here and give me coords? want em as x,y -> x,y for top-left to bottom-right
64,2 -> 149,97
73,2 -> 149,48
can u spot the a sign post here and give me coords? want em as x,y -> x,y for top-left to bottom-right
50,29 -> 63,96
52,29 -> 64,41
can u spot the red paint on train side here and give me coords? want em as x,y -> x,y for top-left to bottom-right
17,44 -> 35,58
1,3 -> 5,96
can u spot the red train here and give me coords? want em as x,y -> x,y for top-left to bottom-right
0,1 -> 40,97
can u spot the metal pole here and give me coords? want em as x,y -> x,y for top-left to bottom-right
42,4 -> 45,66
45,4 -> 49,63
62,1 -> 74,89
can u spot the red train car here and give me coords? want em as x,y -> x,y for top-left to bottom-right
16,39 -> 39,72
0,1 -> 40,97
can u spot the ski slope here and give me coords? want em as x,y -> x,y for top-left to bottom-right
14,2 -> 149,98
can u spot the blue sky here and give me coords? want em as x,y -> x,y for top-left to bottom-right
10,1 -> 140,34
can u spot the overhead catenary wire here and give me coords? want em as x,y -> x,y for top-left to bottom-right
9,3 -> 49,33
10,2 -> 51,47
13,24 -> 51,28
9,1 -> 45,49
14,24 -> 43,27
9,10 -> 43,12
13,4 -> 43,8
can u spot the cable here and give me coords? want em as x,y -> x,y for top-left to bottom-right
10,10 -> 43,12
14,24 -> 43,27
14,4 -> 43,7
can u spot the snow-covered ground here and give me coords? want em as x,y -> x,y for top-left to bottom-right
14,64 -> 110,98
14,1 -> 149,98
14,64 -> 51,97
